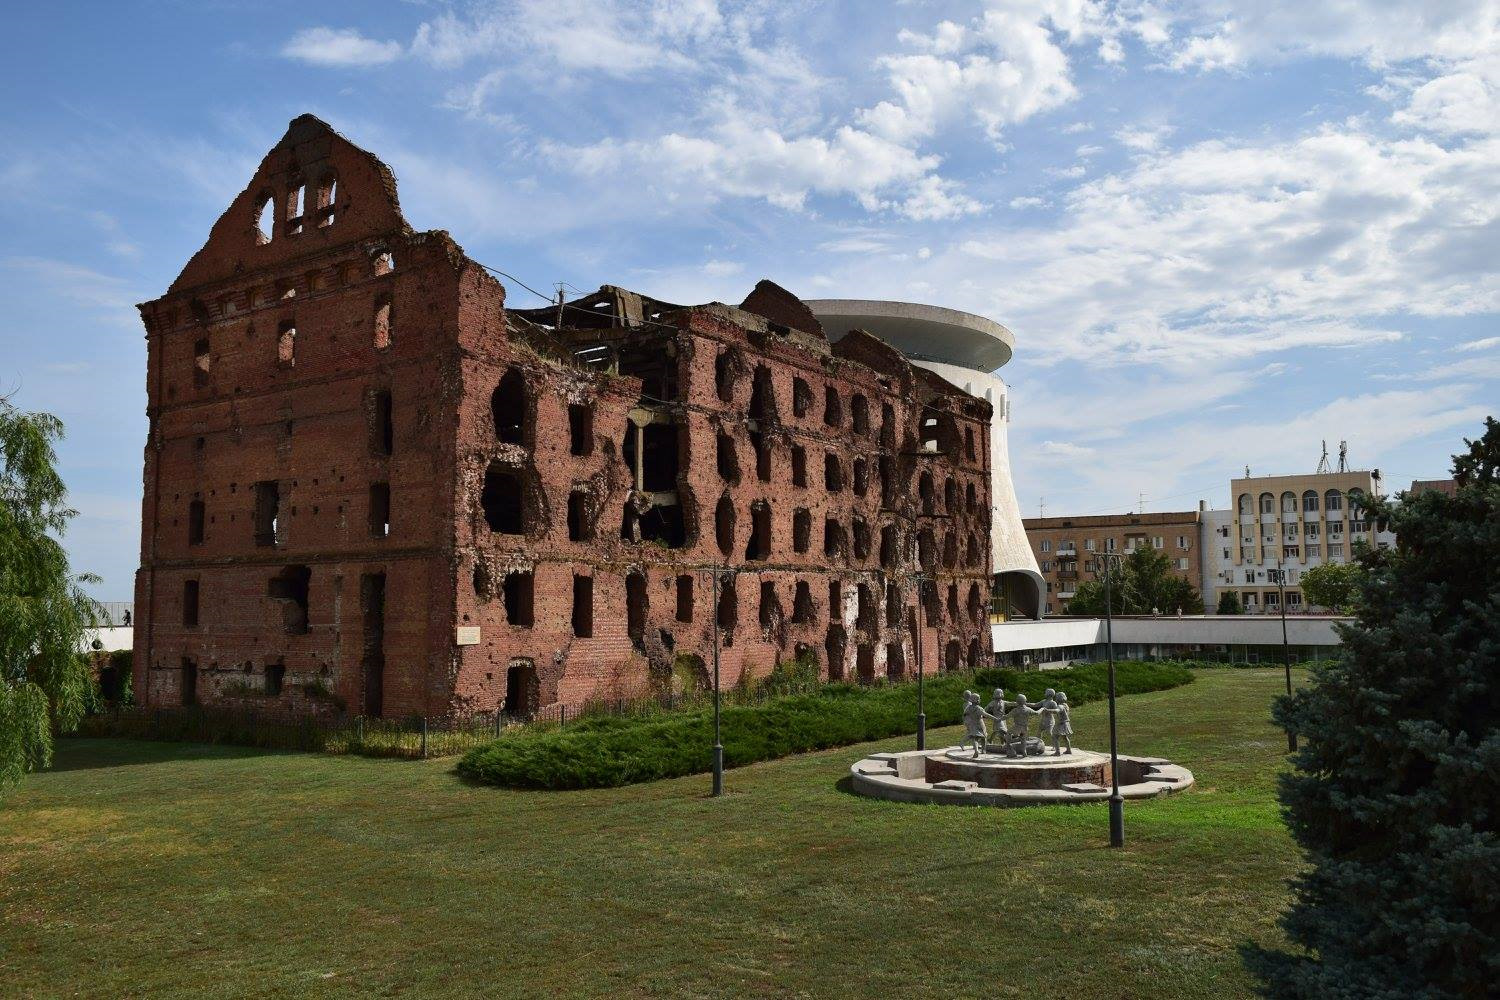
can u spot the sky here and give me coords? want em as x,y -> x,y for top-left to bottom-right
1,0 -> 1496,601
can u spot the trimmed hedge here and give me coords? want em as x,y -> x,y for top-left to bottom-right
456,661 -> 1193,790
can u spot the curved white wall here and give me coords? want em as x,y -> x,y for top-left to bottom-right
912,360 -> 1043,617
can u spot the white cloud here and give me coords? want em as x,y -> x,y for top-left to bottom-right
1455,336 -> 1500,352
1036,440 -> 1097,458
1115,125 -> 1172,151
1009,195 -> 1048,209
703,259 -> 742,277
282,27 -> 403,67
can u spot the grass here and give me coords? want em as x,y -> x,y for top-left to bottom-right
459,661 -> 1193,789
0,668 -> 1301,999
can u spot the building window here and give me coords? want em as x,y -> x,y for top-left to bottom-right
265,661 -> 286,697
1105,538 -> 1117,553
480,464 -> 524,534
370,389 -> 393,456
1152,536 -> 1163,549
792,377 -> 812,417
187,499 -> 205,546
252,482 -> 278,546
675,575 -> 694,623
572,576 -> 593,638
1176,535 -> 1188,549
369,482 -> 390,538
182,580 -> 200,628
276,320 -> 296,367
790,445 -> 807,488
373,295 -> 392,350
823,386 -> 842,427
568,404 -> 593,456
503,572 -> 534,628
1084,539 -> 1095,551
1040,540 -> 1051,553
492,368 -> 527,445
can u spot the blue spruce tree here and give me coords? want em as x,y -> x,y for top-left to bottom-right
1248,418 -> 1500,997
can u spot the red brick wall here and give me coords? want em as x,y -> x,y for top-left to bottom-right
135,115 -> 996,718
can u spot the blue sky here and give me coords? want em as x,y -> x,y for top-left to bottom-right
2,1 -> 1496,600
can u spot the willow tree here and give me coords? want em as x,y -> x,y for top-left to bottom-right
1,398 -> 100,796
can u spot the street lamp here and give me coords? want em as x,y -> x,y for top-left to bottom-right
710,565 -> 727,796
1270,560 -> 1297,753
911,570 -> 927,750
1096,551 -> 1125,848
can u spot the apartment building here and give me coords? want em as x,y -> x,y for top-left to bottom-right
1022,511 -> 1203,616
1202,469 -> 1394,614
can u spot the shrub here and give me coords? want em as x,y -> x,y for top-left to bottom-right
457,661 -> 1193,790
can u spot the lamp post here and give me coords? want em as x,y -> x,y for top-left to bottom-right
711,565 -> 724,796
1098,552 -> 1125,848
912,571 -> 927,750
1272,560 -> 1297,753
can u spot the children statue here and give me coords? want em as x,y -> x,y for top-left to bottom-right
1037,688 -> 1057,744
985,688 -> 1010,748
1003,694 -> 1043,756
1049,692 -> 1074,755
962,690 -> 997,758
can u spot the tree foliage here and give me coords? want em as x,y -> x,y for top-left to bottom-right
1299,561 -> 1363,614
1,398 -> 100,796
1066,546 -> 1204,616
1216,590 -> 1243,615
1248,418 -> 1500,997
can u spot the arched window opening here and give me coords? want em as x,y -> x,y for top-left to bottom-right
758,581 -> 780,629
856,644 -> 875,684
823,386 -> 842,427
717,576 -> 737,632
793,508 -> 811,553
285,178 -> 306,236
716,431 -> 739,483
825,625 -> 846,681
919,471 -> 935,515
944,477 -> 957,513
965,481 -> 978,514
792,377 -> 813,417
944,640 -> 961,671
1325,489 -> 1344,512
968,637 -> 982,669
1238,493 -> 1252,515
374,251 -> 395,276
715,495 -> 735,556
316,172 -> 338,228
748,365 -> 777,425
886,642 -> 905,680
626,572 -> 647,644
851,394 -> 869,435
492,368 -> 527,445
277,320 -> 296,367
567,489 -> 591,542
792,581 -> 815,624
791,445 -> 807,488
1302,490 -> 1320,513
967,582 -> 984,624
852,517 -> 872,562
1259,492 -> 1275,515
824,452 -> 843,492
1282,491 -> 1298,514
745,501 -> 771,561
852,457 -> 869,497
254,193 -> 275,245
823,518 -> 846,559
880,524 -> 899,569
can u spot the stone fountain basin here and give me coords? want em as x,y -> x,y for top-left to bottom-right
850,746 -> 1193,807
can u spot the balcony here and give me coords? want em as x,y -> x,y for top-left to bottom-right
1055,546 -> 1077,558
1057,570 -> 1079,581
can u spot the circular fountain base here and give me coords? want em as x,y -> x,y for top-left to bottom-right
850,745 -> 1193,808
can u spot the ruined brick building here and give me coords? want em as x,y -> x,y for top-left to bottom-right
133,116 -> 994,718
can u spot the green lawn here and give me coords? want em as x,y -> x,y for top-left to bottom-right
1,668 -> 1300,999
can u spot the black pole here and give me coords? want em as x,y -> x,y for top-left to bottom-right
1278,563 -> 1297,752
711,566 -> 724,796
915,573 -> 926,750
1104,558 -> 1124,848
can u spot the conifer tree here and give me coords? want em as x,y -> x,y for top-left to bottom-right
1,398 -> 100,796
1249,418 -> 1500,997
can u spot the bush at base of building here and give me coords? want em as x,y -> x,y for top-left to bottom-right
456,661 -> 1193,790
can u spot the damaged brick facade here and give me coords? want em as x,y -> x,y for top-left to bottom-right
133,116 -> 993,718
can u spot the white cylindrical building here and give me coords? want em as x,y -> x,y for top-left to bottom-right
805,300 -> 1043,620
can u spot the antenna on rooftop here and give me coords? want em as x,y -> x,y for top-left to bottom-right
1038,497 -> 1046,518
1338,440 -> 1348,473
1245,465 -> 1251,478
1316,440 -> 1331,475
1138,491 -> 1146,514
